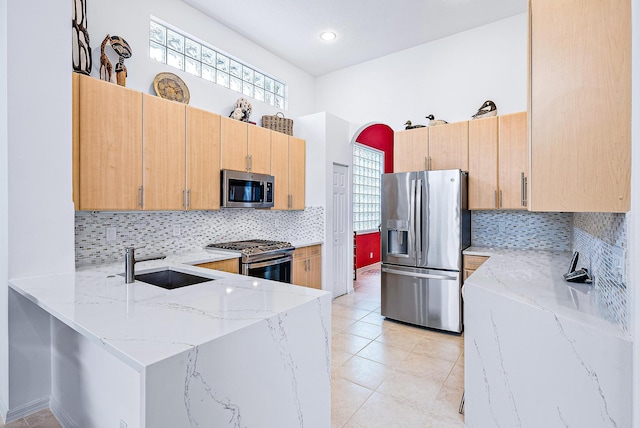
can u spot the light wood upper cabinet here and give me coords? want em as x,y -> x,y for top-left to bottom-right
394,127 -> 428,172
499,112 -> 528,210
271,134 -> 306,210
220,117 -> 271,174
289,137 -> 306,210
142,94 -> 186,211
220,116 -> 248,172
186,106 -> 221,210
75,74 -> 143,210
247,125 -> 271,174
428,121 -> 469,171
529,0 -> 630,212
270,132 -> 289,210
468,117 -> 498,210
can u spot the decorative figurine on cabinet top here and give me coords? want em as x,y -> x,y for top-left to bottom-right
426,114 -> 448,126
230,98 -> 252,122
71,0 -> 91,75
99,34 -> 113,82
110,35 -> 132,87
471,100 -> 497,119
404,120 -> 425,130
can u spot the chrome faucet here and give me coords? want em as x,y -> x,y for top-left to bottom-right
124,247 -> 166,284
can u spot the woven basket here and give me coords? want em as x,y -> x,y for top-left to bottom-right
262,112 -> 293,136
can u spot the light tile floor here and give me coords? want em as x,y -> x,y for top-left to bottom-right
0,409 -> 61,428
332,263 -> 464,428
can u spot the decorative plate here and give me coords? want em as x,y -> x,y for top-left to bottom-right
153,72 -> 190,104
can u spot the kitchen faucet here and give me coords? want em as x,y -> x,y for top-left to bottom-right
124,247 -> 166,284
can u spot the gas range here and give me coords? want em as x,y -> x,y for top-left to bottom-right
205,239 -> 294,263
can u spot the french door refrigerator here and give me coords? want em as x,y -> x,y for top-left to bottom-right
381,169 -> 470,333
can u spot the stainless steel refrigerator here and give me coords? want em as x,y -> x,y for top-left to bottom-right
381,169 -> 470,333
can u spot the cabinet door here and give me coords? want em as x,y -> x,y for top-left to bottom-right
292,258 -> 307,287
289,137 -> 306,210
270,131 -> 289,210
187,106 -> 221,210
247,125 -> 271,174
143,95 -> 186,210
468,117 -> 498,210
499,112 -> 528,210
78,75 -> 143,210
306,255 -> 322,289
428,121 -> 469,171
196,259 -> 239,274
530,0 -> 630,212
220,116 -> 248,171
394,128 -> 428,172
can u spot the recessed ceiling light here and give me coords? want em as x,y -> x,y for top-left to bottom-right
320,31 -> 336,41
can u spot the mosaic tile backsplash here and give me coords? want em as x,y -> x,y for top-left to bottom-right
471,211 -> 572,250
75,207 -> 324,266
572,212 -> 629,333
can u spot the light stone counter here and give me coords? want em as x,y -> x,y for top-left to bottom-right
462,247 -> 631,427
9,250 -> 331,427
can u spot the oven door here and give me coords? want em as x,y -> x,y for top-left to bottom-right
243,255 -> 292,283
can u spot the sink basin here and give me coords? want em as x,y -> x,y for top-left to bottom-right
134,269 -> 215,290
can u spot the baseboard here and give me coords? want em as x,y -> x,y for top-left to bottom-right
0,395 -> 7,424
4,396 -> 49,423
49,396 -> 78,428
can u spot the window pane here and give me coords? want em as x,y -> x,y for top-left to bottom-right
150,21 -> 166,44
254,87 -> 264,102
265,91 -> 274,106
230,75 -> 242,92
217,72 -> 229,88
216,54 -> 229,72
167,49 -> 184,70
229,60 -> 241,77
201,46 -> 215,65
202,64 -> 216,82
353,143 -> 384,233
166,29 -> 184,53
149,41 -> 166,63
275,96 -> 285,109
185,57 -> 201,76
254,72 -> 264,88
243,81 -> 254,97
185,38 -> 201,60
242,66 -> 254,82
264,76 -> 274,92
274,81 -> 284,96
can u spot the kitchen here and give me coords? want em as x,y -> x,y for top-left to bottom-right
1,0 -> 640,427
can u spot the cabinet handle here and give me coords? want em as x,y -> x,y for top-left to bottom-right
288,194 -> 292,209
494,190 -> 498,209
424,157 -> 427,170
183,190 -> 186,209
499,190 -> 503,209
249,155 -> 253,171
187,189 -> 191,209
520,172 -> 527,207
138,186 -> 143,209
428,157 -> 432,171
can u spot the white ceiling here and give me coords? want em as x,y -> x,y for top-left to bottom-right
182,0 -> 527,77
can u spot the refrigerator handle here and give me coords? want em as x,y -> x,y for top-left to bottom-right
409,179 -> 416,259
382,267 -> 458,281
415,179 -> 423,260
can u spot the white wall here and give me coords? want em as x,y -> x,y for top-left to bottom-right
87,0 -> 316,125
3,0 -> 75,419
315,14 -> 527,130
0,0 -> 7,419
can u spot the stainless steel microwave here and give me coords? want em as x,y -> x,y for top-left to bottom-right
221,169 -> 274,208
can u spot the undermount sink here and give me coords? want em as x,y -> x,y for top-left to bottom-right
133,269 -> 215,290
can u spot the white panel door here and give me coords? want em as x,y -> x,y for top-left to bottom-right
333,164 -> 349,298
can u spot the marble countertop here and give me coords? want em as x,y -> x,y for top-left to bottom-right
10,249 -> 330,371
462,246 -> 628,339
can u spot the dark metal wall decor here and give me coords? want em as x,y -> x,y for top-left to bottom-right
72,0 -> 92,75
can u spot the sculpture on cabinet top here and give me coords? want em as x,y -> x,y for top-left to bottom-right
99,34 -> 113,82
404,120 -> 425,130
426,114 -> 448,126
471,100 -> 497,119
71,0 -> 91,75
110,36 -> 132,87
229,98 -> 252,122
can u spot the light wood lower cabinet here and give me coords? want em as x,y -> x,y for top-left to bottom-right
292,245 -> 322,289
195,258 -> 240,274
74,73 -> 143,210
463,255 -> 488,281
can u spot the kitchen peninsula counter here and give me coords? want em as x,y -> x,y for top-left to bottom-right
9,249 -> 331,427
462,247 -> 631,427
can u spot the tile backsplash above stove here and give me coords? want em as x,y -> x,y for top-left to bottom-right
75,208 -> 324,267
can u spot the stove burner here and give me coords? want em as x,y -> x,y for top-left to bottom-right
205,240 -> 294,262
